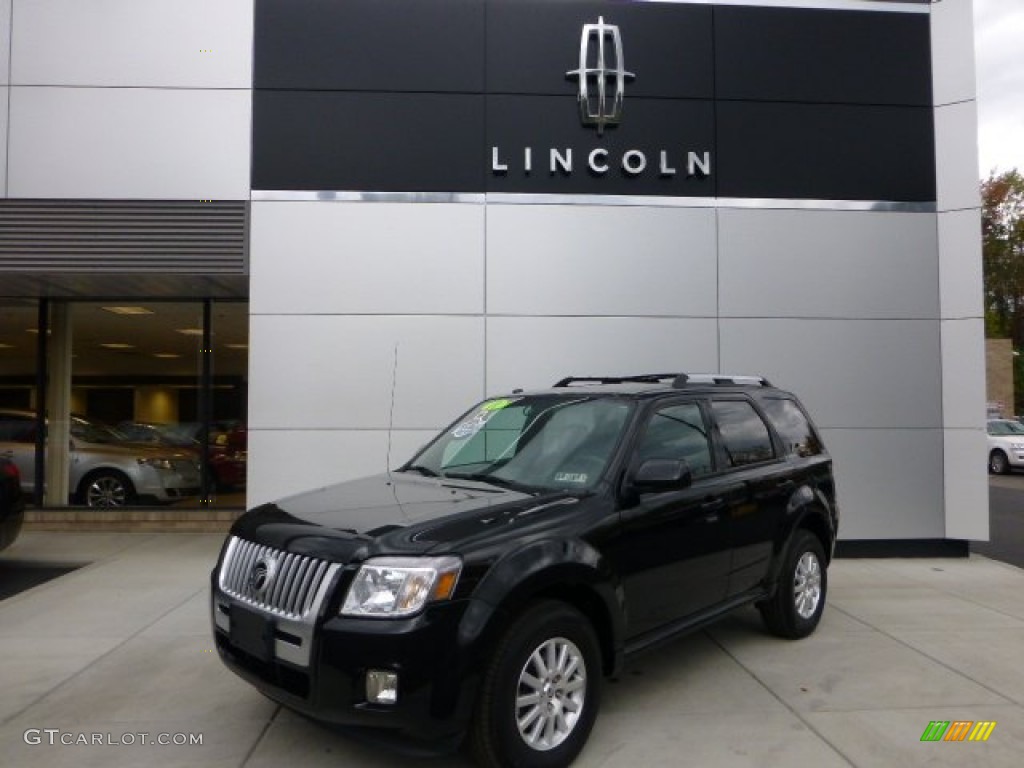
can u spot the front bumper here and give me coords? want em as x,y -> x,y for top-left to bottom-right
211,574 -> 480,742
136,462 -> 201,501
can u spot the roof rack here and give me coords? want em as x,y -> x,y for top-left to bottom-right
551,373 -> 772,388
552,374 -> 770,387
671,373 -> 772,388
552,374 -> 680,387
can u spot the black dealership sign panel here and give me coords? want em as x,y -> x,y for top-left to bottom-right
252,0 -> 936,202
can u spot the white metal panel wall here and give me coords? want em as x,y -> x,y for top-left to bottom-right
10,0 -> 252,88
250,202 -> 485,316
248,202 -> 487,503
1,0 -> 9,198
6,0 -> 252,201
486,206 -> 718,317
7,88 -> 250,200
0,88 -> 7,198
933,0 -> 987,541
243,1 -> 988,544
718,210 -> 939,320
486,317 -> 720,395
717,205 -> 951,540
0,0 -> 9,88
251,202 -> 956,543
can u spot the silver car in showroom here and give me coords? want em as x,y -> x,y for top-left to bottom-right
0,409 -> 200,507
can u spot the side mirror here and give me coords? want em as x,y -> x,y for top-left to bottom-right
632,458 -> 692,493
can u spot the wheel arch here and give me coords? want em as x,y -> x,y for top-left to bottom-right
795,506 -> 835,566
76,467 -> 136,504
989,448 -> 1009,474
763,493 -> 836,593
461,539 -> 624,680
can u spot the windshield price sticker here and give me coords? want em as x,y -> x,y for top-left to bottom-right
482,398 -> 516,412
452,398 -> 521,438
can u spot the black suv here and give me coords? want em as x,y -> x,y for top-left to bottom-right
212,374 -> 838,767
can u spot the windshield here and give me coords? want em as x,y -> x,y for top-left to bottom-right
988,420 -> 1024,436
71,417 -> 128,444
404,395 -> 634,493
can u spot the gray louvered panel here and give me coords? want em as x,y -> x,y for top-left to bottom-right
0,200 -> 247,274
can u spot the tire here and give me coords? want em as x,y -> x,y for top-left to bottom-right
80,470 -> 136,508
470,601 -> 601,768
989,450 -> 1010,475
759,529 -> 827,639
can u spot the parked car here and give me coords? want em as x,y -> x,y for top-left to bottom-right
0,458 -> 25,551
0,409 -> 201,507
987,418 -> 1024,474
211,373 -> 838,767
117,421 -> 247,490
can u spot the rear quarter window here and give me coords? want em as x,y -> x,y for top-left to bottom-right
710,400 -> 775,467
761,398 -> 824,457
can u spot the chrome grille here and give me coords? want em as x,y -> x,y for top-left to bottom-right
219,536 -> 334,619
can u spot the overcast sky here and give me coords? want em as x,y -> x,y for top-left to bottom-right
974,0 -> 1024,177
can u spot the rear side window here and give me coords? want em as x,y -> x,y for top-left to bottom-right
636,402 -> 714,477
761,398 -> 823,457
0,415 -> 35,443
711,400 -> 774,467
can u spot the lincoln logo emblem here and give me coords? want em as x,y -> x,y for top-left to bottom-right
248,557 -> 277,597
566,16 -> 634,135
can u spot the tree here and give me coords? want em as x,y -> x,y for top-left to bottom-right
982,169 -> 1024,412
982,169 -> 1024,341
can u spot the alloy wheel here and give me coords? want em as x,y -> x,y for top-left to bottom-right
515,637 -> 587,751
793,551 -> 822,619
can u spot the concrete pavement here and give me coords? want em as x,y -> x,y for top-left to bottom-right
1,531 -> 1022,768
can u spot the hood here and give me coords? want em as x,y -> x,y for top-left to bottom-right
72,438 -> 195,461
229,472 -> 587,563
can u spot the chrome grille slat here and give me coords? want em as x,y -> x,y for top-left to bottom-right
268,552 -> 292,606
233,540 -> 258,597
303,561 -> 328,615
276,557 -> 299,610
292,560 -> 315,615
283,558 -> 306,615
218,536 -> 335,620
246,545 -> 267,602
222,538 -> 241,588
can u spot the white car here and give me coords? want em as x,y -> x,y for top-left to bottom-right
987,419 -> 1024,475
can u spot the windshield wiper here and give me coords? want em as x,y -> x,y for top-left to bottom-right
400,464 -> 440,477
442,472 -> 537,494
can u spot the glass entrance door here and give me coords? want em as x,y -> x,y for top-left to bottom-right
0,299 -> 248,509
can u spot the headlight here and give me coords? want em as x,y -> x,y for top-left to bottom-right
1012,442 -> 1024,451
138,457 -> 174,471
340,556 -> 462,618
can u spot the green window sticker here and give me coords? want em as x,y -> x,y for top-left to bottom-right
481,398 -> 517,412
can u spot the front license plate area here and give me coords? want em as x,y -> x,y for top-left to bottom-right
230,604 -> 275,662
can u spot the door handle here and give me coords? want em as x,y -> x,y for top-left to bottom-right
700,499 -> 725,522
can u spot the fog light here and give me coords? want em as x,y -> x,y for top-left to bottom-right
366,670 -> 399,704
